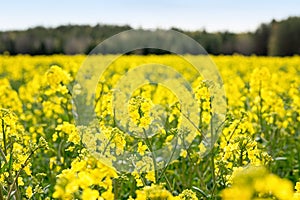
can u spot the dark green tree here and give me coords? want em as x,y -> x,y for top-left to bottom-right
268,17 -> 300,56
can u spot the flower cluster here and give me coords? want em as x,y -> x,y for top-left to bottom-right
222,166 -> 294,200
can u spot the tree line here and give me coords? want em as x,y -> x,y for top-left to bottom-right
0,16 -> 299,56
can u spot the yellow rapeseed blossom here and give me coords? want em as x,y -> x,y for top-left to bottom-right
135,184 -> 174,200
0,55 -> 300,199
26,186 -> 33,198
53,153 -> 117,200
137,142 -> 148,156
176,189 -> 198,200
221,166 -> 294,200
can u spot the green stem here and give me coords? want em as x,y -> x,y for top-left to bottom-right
2,119 -> 6,155
113,178 -> 118,200
211,144 -> 216,197
239,148 -> 244,166
0,148 -> 7,164
163,173 -> 172,190
180,111 -> 207,143
7,147 -> 39,199
131,160 -> 147,186
157,137 -> 178,182
142,128 -> 158,182
258,81 -> 263,133
210,107 -> 216,198
102,131 -> 117,155
0,183 -> 3,200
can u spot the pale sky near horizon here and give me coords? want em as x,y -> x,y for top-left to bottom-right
1,0 -> 299,32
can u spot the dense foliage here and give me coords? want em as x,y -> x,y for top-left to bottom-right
1,16 -> 300,56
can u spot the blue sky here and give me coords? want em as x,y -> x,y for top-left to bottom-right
1,0 -> 299,32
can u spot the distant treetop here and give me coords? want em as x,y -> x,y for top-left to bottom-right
0,17 -> 299,56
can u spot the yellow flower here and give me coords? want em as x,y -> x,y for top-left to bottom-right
46,65 -> 71,89
135,184 -> 174,200
132,171 -> 144,187
138,142 -> 148,156
53,154 -> 117,199
295,182 -> 300,192
18,177 -> 24,186
166,135 -> 174,142
222,186 -> 252,200
145,170 -> 156,183
180,149 -> 187,158
82,188 -> 99,200
222,166 -> 294,200
26,186 -> 33,198
198,143 -> 206,154
56,122 -> 80,145
177,189 -> 198,200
